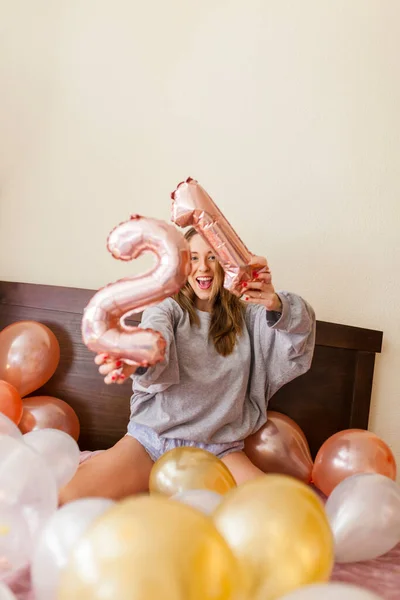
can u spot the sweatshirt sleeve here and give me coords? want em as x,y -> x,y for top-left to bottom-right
132,299 -> 180,392
248,291 -> 316,400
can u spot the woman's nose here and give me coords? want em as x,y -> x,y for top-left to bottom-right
198,259 -> 209,271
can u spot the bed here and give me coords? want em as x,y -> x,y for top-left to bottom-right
1,280 -> 399,600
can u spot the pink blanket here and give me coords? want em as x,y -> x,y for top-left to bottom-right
7,546 -> 400,600
5,452 -> 400,599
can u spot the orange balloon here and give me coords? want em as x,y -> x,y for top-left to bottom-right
312,429 -> 397,496
0,380 -> 23,424
19,396 -> 80,441
0,321 -> 60,397
245,411 -> 313,483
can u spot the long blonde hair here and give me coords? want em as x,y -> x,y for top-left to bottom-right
174,228 -> 244,356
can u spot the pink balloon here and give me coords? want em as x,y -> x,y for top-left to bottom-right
82,215 -> 190,366
0,436 -> 57,538
312,429 -> 397,496
244,411 -> 313,483
172,490 -> 222,515
171,177 -> 267,291
31,498 -> 114,600
0,582 -> 18,600
23,429 -> 80,489
0,413 -> 22,440
325,473 -> 400,563
0,503 -> 31,577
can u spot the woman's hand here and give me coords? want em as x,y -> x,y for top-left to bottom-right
94,354 -> 138,384
241,256 -> 282,312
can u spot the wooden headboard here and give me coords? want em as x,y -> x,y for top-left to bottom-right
0,281 -> 383,457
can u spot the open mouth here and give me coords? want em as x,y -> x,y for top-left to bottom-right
196,277 -> 213,290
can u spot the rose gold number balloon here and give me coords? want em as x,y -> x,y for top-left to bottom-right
244,411 -> 313,483
82,215 -> 190,366
312,429 -> 396,496
0,322 -> 60,398
171,178 -> 266,290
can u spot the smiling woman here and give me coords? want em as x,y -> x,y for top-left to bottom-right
60,225 -> 316,505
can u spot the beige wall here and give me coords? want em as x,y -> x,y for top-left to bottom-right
1,2 -> 399,465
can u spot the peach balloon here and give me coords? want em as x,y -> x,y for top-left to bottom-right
0,321 -> 60,397
245,411 -> 313,483
0,381 -> 23,424
312,429 -> 396,496
19,396 -> 80,441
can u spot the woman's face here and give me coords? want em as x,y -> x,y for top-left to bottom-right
187,234 -> 219,304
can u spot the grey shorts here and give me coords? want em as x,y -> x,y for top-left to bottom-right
127,421 -> 244,462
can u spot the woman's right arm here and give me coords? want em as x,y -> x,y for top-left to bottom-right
95,300 -> 180,388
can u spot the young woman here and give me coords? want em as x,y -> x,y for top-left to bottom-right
59,228 -> 315,504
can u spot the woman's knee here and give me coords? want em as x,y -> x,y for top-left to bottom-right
221,451 -> 264,486
59,436 -> 153,505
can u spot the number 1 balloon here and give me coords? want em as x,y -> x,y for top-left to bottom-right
171,177 -> 267,291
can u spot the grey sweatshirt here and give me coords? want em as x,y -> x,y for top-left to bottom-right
129,291 -> 315,444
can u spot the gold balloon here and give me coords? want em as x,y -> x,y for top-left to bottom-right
149,447 -> 237,496
213,474 -> 334,600
58,495 -> 242,600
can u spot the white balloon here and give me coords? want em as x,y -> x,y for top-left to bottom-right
172,489 -> 222,515
0,582 -> 17,600
31,497 -> 114,600
0,436 -> 57,538
279,582 -> 382,600
0,414 -> 22,440
0,503 -> 31,577
325,473 -> 400,563
23,428 -> 80,489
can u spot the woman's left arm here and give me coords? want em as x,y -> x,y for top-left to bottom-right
242,256 -> 316,398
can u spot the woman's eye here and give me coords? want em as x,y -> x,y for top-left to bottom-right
209,256 -> 216,261
191,256 -> 198,261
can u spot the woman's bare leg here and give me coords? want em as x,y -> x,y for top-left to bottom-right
59,436 -> 154,505
221,451 -> 265,486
